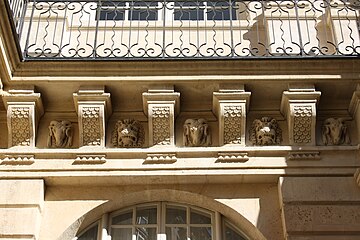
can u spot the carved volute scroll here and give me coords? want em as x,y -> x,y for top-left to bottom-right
47,120 -> 73,148
183,118 -> 212,147
112,119 -> 144,148
249,117 -> 282,146
322,118 -> 351,145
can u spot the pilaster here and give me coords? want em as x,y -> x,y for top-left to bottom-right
213,85 -> 251,146
1,88 -> 44,148
280,84 -> 321,146
142,86 -> 180,146
73,87 -> 112,147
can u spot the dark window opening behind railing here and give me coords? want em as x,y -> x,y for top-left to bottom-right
6,0 -> 360,59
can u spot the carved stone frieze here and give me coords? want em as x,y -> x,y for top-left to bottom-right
293,105 -> 312,144
9,106 -> 31,146
216,152 -> 249,163
144,153 -> 177,164
152,106 -> 171,145
249,117 -> 282,146
287,151 -> 321,161
322,118 -> 351,145
1,154 -> 35,165
47,120 -> 73,148
183,118 -> 211,147
112,119 -> 144,147
355,169 -> 360,187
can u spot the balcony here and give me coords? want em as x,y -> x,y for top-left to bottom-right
5,0 -> 360,60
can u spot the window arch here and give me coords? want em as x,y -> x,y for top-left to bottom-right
76,202 -> 248,240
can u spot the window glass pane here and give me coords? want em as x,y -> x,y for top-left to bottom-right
207,1 -> 237,20
135,227 -> 157,240
174,1 -> 204,20
166,227 -> 187,240
190,227 -> 212,240
136,207 -> 157,224
78,224 -> 98,240
129,2 -> 158,20
111,228 -> 132,240
190,209 -> 211,224
166,205 -> 186,224
99,1 -> 126,20
224,224 -> 246,240
112,211 -> 133,225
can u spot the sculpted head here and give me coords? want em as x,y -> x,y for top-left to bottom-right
183,118 -> 211,147
112,119 -> 144,147
322,118 -> 350,145
47,120 -> 73,148
250,117 -> 282,146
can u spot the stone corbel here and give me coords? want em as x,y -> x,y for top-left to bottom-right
349,84 -> 360,141
1,88 -> 44,147
213,85 -> 251,146
142,86 -> 180,146
280,84 -> 321,145
73,87 -> 112,147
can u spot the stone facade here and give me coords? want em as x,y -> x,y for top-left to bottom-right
0,3 -> 360,240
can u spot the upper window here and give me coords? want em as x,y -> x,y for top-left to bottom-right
76,202 -> 247,240
98,1 -> 237,21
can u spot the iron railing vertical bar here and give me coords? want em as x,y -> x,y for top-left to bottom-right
294,0 -> 304,56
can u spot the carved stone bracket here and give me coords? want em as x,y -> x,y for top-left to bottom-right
73,87 -> 112,147
216,152 -> 249,163
144,153 -> 177,164
1,154 -> 35,165
142,86 -> 180,146
355,169 -> 360,188
213,87 -> 251,146
73,154 -> 106,164
281,84 -> 321,145
287,151 -> 321,161
2,88 -> 44,147
349,86 -> 360,141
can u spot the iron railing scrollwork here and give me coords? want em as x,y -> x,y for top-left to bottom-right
6,0 -> 360,59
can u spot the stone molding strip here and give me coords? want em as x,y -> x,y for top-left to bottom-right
144,153 -> 177,164
73,154 -> 106,164
1,154 -> 35,165
287,151 -> 321,161
216,152 -> 249,163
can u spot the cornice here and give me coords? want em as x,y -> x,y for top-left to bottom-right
13,58 -> 360,78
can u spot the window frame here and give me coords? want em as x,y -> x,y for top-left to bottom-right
76,202 -> 248,240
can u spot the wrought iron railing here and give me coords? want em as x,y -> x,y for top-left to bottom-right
7,0 -> 360,59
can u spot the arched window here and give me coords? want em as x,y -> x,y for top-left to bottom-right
76,202 -> 248,240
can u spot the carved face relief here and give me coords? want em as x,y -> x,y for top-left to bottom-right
322,118 -> 350,145
249,117 -> 282,146
112,119 -> 144,147
183,118 -> 211,147
47,120 -> 73,148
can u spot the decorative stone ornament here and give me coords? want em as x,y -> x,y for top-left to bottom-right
142,86 -> 180,146
281,84 -> 321,146
112,119 -> 144,147
213,86 -> 251,146
47,120 -> 73,148
322,118 -> 350,145
249,117 -> 282,146
1,88 -> 44,148
183,118 -> 211,147
73,87 -> 112,147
